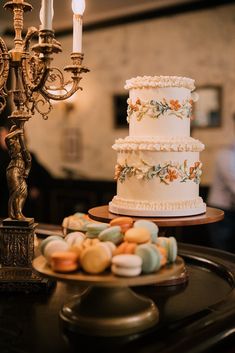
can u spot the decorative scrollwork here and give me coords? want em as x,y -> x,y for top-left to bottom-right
46,67 -> 65,89
22,27 -> 49,98
32,93 -> 53,120
0,37 -> 10,92
0,88 -> 7,114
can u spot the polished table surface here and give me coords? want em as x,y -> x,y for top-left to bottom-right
0,242 -> 235,353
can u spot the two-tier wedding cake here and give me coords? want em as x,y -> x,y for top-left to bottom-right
109,75 -> 206,217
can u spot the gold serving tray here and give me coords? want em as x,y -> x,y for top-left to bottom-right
33,255 -> 187,336
33,255 -> 186,287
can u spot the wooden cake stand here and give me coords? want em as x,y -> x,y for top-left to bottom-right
33,255 -> 186,337
88,206 -> 224,228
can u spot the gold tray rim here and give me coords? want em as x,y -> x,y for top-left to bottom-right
33,255 -> 186,287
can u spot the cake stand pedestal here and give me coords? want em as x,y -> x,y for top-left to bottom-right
88,206 -> 224,236
33,255 -> 186,336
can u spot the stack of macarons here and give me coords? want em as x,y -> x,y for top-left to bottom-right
62,212 -> 91,235
40,216 -> 178,276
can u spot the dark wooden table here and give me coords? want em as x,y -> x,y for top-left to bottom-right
0,241 -> 235,353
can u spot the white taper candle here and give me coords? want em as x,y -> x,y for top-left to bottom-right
40,0 -> 54,30
72,0 -> 86,53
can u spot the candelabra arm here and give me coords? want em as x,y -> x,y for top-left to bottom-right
40,52 -> 89,102
40,76 -> 81,101
23,26 -> 39,52
22,27 -> 50,96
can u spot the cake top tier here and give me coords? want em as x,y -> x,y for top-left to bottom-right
125,76 -> 195,91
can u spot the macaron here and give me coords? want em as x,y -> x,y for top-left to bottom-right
168,237 -> 177,262
113,241 -> 137,256
156,237 -> 169,249
98,226 -> 123,245
135,243 -> 161,274
102,241 -> 116,256
124,227 -> 151,244
62,215 -> 89,234
50,251 -> 79,273
155,245 -> 167,266
110,217 -> 134,234
156,237 -> 177,262
82,238 -> 100,249
71,238 -> 101,258
80,243 -> 112,274
86,222 -> 109,239
65,231 -> 85,246
111,254 -> 142,277
44,239 -> 69,262
134,220 -> 159,243
40,235 -> 63,256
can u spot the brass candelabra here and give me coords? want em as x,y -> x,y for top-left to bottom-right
0,0 -> 88,291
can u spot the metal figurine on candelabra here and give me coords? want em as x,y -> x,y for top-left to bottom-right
0,0 -> 88,291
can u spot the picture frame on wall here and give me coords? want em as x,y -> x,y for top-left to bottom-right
113,87 -> 222,129
113,94 -> 129,128
192,86 -> 222,128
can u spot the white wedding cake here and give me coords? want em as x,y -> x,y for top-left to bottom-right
109,75 -> 206,217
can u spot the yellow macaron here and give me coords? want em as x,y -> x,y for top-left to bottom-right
124,227 -> 151,244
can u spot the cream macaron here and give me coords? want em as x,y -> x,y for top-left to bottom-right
65,231 -> 85,246
44,239 -> 70,262
111,254 -> 142,277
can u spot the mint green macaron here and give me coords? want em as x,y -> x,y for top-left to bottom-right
157,236 -> 177,262
168,237 -> 177,262
86,222 -> 109,238
98,226 -> 123,245
135,243 -> 161,274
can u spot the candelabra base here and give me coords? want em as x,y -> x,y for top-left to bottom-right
0,218 -> 55,293
0,267 -> 55,293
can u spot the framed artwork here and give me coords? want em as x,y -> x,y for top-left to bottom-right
192,86 -> 222,128
61,127 -> 82,162
113,94 -> 129,128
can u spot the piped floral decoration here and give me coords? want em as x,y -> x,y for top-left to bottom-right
127,97 -> 194,122
114,159 -> 202,185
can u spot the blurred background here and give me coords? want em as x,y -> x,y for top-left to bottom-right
0,0 -> 234,249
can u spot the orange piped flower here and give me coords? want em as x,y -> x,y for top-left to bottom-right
114,164 -> 122,180
189,166 -> 194,174
165,169 -> 178,182
170,99 -> 181,111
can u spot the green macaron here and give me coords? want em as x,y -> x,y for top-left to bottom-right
135,243 -> 161,274
98,226 -> 123,245
168,237 -> 177,262
86,222 -> 110,238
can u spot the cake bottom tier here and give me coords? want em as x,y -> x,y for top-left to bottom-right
110,150 -> 206,217
109,196 -> 206,217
